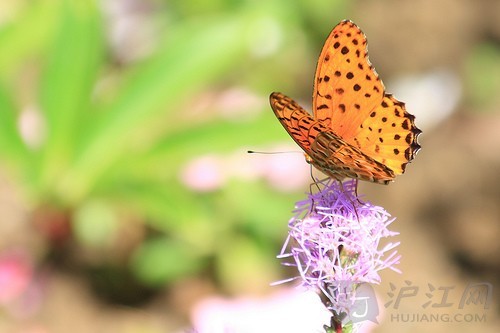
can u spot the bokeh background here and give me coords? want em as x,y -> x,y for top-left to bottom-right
0,0 -> 499,332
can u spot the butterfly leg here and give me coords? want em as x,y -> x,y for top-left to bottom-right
308,178 -> 324,215
339,180 -> 361,223
308,173 -> 336,215
353,179 -> 363,204
309,165 -> 322,193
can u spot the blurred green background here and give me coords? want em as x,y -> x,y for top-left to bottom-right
0,0 -> 499,332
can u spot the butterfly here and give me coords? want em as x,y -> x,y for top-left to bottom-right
270,20 -> 421,185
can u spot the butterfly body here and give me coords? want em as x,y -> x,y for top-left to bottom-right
270,20 -> 421,184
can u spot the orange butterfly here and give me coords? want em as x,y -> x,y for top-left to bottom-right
270,20 -> 421,185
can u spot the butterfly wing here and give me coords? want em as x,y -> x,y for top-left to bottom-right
353,94 -> 421,175
269,92 -> 322,155
312,20 -> 421,178
313,20 -> 384,137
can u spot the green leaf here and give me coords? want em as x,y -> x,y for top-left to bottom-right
37,0 -> 104,192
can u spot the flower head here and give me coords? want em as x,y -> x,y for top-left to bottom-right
278,179 -> 401,320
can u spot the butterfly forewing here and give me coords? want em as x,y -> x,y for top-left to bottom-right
313,20 -> 384,139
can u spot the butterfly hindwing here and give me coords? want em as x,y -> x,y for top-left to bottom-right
353,95 -> 421,175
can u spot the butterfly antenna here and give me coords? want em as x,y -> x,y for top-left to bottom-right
247,150 -> 302,154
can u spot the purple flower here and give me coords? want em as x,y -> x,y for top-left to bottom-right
278,179 -> 401,326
